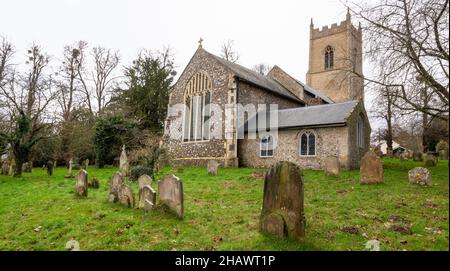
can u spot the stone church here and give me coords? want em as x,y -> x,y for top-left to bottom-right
163,13 -> 371,170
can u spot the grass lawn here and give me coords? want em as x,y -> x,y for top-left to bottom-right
0,158 -> 448,251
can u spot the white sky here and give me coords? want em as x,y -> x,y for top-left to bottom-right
0,0 -> 380,128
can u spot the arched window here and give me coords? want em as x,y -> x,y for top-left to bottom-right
324,46 -> 334,69
357,115 -> 364,147
183,71 -> 212,142
260,134 -> 274,157
299,131 -> 316,156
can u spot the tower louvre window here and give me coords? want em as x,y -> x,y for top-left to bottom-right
324,45 -> 334,69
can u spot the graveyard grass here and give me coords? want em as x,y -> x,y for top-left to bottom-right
0,159 -> 448,251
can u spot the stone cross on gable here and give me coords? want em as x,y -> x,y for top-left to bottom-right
198,38 -> 203,48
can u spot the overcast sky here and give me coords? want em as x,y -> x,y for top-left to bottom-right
1,0 -> 379,127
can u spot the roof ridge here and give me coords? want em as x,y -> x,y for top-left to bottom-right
275,100 -> 358,112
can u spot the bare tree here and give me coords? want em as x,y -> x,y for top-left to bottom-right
0,42 -> 57,176
252,63 -> 272,76
56,41 -> 86,122
220,40 -> 240,63
77,45 -> 120,115
349,0 -> 449,121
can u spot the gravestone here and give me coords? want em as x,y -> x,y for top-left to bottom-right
142,185 -> 157,212
360,150 -> 384,184
65,159 -> 74,178
75,169 -> 89,197
436,140 -> 449,160
108,172 -> 124,203
324,156 -> 340,176
158,174 -> 184,218
89,177 -> 99,189
22,162 -> 32,173
119,145 -> 129,177
424,153 -> 438,167
118,184 -> 135,208
207,160 -> 219,176
46,161 -> 54,176
412,151 -> 423,161
8,158 -> 15,176
399,152 -> 409,161
84,159 -> 89,170
260,161 -> 306,241
138,174 -> 153,208
1,161 -> 9,175
408,167 -> 432,186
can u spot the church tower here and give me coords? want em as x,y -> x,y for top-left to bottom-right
306,10 -> 364,103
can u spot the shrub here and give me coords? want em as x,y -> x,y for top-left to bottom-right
129,165 -> 153,182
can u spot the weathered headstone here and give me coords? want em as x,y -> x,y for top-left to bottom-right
424,153 -> 438,167
207,160 -> 219,176
118,184 -> 135,208
84,159 -> 89,170
412,151 -> 423,161
1,161 -> 9,175
108,172 -> 124,203
138,174 -> 153,208
324,156 -> 340,176
436,140 -> 449,160
360,150 -> 384,184
158,174 -> 184,218
65,159 -> 74,178
22,162 -> 32,173
119,145 -> 129,177
75,169 -> 89,197
46,160 -> 54,176
260,161 -> 306,241
89,177 -> 99,189
408,167 -> 432,186
8,158 -> 16,176
142,185 -> 157,212
399,152 -> 409,161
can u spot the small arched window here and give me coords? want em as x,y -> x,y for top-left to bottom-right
357,115 -> 364,147
299,131 -> 316,156
324,46 -> 334,69
183,71 -> 212,142
260,134 -> 274,157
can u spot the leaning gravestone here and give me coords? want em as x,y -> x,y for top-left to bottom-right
65,159 -> 74,178
108,172 -> 124,203
207,160 -> 219,176
75,169 -> 89,197
138,175 -> 153,208
158,174 -> 184,218
119,145 -> 129,177
260,161 -> 305,241
412,151 -> 423,161
142,185 -> 157,212
118,184 -> 135,208
360,150 -> 384,184
424,153 -> 438,167
324,156 -> 340,176
408,167 -> 432,186
1,161 -> 9,175
84,159 -> 89,170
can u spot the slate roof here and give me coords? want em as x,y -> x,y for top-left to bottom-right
205,51 -> 304,103
245,100 -> 359,131
295,79 -> 334,104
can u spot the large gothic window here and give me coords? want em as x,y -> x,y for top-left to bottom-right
357,115 -> 364,147
260,134 -> 274,157
183,72 -> 212,142
324,45 -> 334,69
299,131 -> 316,156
